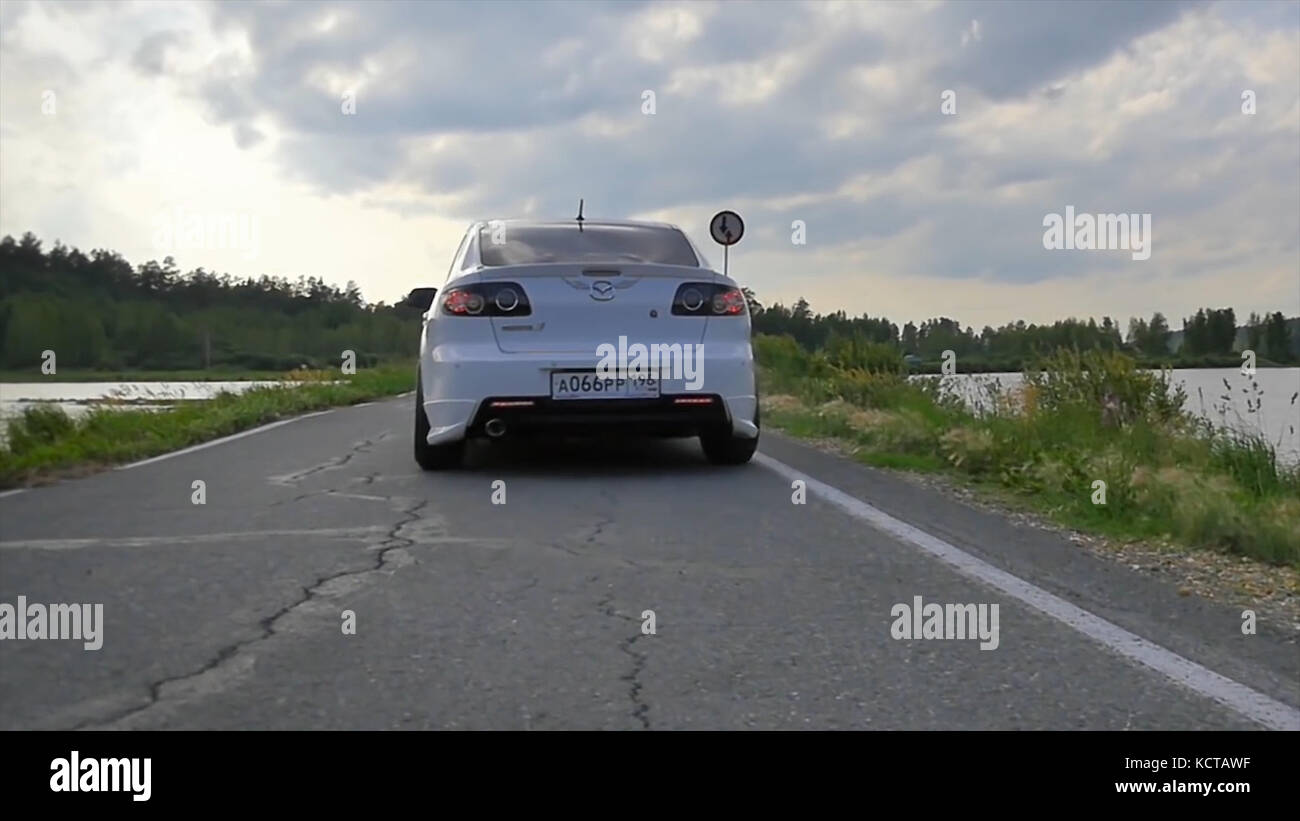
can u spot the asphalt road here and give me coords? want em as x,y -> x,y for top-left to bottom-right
1,394 -> 1297,730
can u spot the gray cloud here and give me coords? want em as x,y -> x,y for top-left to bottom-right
131,29 -> 192,75
929,0 -> 1203,99
3,0 -> 1296,317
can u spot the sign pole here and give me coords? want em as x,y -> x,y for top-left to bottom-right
709,209 -> 744,278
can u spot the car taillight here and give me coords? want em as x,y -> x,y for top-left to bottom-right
672,283 -> 747,316
443,289 -> 485,315
441,282 -> 530,316
711,288 -> 746,315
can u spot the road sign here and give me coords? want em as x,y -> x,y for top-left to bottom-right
709,210 -> 744,246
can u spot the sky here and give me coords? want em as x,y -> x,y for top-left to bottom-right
1,0 -> 1297,330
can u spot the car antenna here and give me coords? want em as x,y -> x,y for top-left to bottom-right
575,198 -> 584,232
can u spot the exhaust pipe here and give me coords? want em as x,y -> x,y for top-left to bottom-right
484,418 -> 507,439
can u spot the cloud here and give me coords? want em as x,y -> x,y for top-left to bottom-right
0,0 -> 1296,324
131,29 -> 193,75
232,121 -> 265,149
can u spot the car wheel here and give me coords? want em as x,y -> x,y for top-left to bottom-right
414,372 -> 464,470
700,394 -> 760,465
699,428 -> 758,465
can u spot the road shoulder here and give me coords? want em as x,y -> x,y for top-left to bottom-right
758,430 -> 1300,712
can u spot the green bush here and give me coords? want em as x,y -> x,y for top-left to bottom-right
753,334 -> 810,372
824,331 -> 903,374
6,404 -> 76,455
1023,348 -> 1187,426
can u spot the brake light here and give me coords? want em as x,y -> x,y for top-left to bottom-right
443,289 -> 485,315
441,282 -> 530,316
672,283 -> 748,316
711,288 -> 745,315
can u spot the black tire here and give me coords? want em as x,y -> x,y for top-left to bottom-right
700,400 -> 759,466
700,429 -> 758,465
414,374 -> 464,470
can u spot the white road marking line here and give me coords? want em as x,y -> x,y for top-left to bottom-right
117,410 -> 334,470
755,452 -> 1300,731
0,488 -> 27,499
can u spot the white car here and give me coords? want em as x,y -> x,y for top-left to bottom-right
411,218 -> 759,469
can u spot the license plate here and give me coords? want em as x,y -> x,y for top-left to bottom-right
550,372 -> 659,400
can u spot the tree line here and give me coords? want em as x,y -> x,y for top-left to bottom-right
0,233 -> 425,371
743,290 -> 1296,366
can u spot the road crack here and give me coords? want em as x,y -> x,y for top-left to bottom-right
598,590 -> 651,730
267,433 -> 390,490
72,496 -> 427,730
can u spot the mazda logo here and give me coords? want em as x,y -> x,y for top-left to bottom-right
590,280 -> 615,301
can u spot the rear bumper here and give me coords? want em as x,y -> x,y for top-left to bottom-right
468,395 -> 728,438
419,342 -> 757,444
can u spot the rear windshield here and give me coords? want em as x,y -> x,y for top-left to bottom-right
478,224 -> 699,267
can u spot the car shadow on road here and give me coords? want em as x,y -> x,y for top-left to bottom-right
453,434 -> 743,477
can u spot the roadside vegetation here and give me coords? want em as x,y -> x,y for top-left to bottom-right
755,334 -> 1300,567
0,364 -> 414,489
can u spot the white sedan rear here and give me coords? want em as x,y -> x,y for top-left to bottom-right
412,219 -> 759,469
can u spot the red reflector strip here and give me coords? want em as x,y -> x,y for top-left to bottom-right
672,397 -> 715,405
489,400 -> 535,408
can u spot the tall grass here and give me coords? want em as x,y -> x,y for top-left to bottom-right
754,334 -> 1300,567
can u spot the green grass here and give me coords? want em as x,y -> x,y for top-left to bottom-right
855,451 -> 946,471
756,335 -> 1300,568
0,362 -> 415,488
